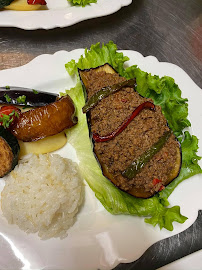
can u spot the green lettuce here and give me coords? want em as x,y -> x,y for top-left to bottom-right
63,41 -> 202,230
67,0 -> 97,7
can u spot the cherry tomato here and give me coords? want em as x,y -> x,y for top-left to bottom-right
0,105 -> 21,127
0,105 -> 20,117
27,0 -> 47,5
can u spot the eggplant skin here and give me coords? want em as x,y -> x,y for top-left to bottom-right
11,95 -> 77,142
0,86 -> 58,107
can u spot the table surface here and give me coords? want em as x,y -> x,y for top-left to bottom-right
0,0 -> 202,269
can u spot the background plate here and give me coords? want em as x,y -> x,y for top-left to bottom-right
0,49 -> 201,270
0,0 -> 132,30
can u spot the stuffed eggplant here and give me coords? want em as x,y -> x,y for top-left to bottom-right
79,64 -> 181,198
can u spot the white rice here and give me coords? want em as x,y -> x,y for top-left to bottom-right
1,154 -> 84,240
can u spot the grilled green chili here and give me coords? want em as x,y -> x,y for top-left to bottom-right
82,78 -> 136,113
122,130 -> 172,179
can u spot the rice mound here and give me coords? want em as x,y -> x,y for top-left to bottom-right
1,154 -> 84,240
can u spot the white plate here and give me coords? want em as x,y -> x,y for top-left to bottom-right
0,49 -> 201,270
0,0 -> 132,30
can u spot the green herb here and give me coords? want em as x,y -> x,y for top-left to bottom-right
5,85 -> 10,89
32,89 -> 39,94
0,110 -> 19,129
16,95 -> 27,104
4,94 -> 12,102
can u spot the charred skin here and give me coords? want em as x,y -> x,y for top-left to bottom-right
79,64 -> 182,198
11,95 -> 77,142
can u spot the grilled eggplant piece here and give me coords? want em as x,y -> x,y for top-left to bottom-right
0,86 -> 58,107
0,126 -> 20,178
79,64 -> 182,198
11,95 -> 77,142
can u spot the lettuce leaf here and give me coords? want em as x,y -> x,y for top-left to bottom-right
63,41 -> 201,230
67,0 -> 97,7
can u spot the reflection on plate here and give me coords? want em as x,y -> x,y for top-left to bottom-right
0,0 -> 132,30
0,50 -> 201,270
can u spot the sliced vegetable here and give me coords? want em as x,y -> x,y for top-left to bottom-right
0,86 -> 58,107
93,101 -> 155,142
18,132 -> 67,158
0,126 -> 20,178
11,95 -> 77,142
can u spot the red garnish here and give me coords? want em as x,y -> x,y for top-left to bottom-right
0,106 -> 20,118
93,101 -> 155,143
0,105 -> 21,128
152,178 -> 162,185
27,0 -> 46,5
159,185 -> 165,191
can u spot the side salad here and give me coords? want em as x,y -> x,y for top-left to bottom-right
63,41 -> 202,231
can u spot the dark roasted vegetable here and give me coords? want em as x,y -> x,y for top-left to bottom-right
0,126 -> 20,178
0,0 -> 14,8
0,86 -> 58,107
11,95 -> 77,142
79,63 -> 182,198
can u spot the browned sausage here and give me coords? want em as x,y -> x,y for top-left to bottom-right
11,95 -> 77,142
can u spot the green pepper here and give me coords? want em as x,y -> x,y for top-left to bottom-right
82,78 -> 136,113
122,130 -> 172,179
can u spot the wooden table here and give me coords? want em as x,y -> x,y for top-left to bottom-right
0,0 -> 201,269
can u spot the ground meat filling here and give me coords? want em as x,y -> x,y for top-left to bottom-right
85,70 -> 180,196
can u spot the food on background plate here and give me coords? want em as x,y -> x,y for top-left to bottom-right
1,154 -> 84,239
63,41 -> 201,231
1,0 -> 46,10
0,0 -> 97,11
79,64 -> 181,198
